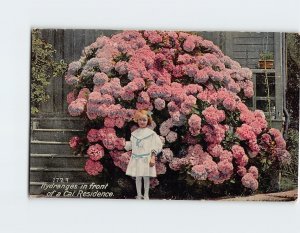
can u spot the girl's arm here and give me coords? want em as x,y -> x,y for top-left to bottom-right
150,133 -> 163,167
124,136 -> 132,151
152,133 -> 163,155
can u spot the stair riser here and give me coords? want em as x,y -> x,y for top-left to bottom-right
33,120 -> 85,130
32,131 -> 82,142
30,157 -> 87,168
30,144 -> 72,154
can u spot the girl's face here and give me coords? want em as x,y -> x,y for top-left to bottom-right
137,115 -> 148,128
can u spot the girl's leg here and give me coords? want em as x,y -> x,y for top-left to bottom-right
135,176 -> 142,199
143,176 -> 150,200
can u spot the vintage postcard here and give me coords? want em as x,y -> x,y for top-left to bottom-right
29,29 -> 299,200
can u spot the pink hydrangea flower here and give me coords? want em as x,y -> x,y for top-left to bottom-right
248,166 -> 259,179
120,90 -> 135,101
115,117 -> 125,128
261,133 -> 272,145
67,61 -> 81,75
65,75 -> 79,85
202,106 -> 225,125
231,145 -> 246,160
100,94 -> 115,105
269,128 -> 282,138
88,92 -> 102,104
202,124 -> 227,144
160,148 -> 174,163
154,98 -> 166,110
185,84 -> 202,95
203,159 -> 219,182
67,92 -> 76,104
208,144 -> 224,158
87,129 -> 100,143
69,136 -> 80,149
87,144 -> 104,161
97,127 -> 116,141
136,102 -> 153,110
114,137 -> 126,150
68,98 -> 87,116
275,149 -> 291,165
241,173 -> 258,191
78,88 -> 90,100
188,114 -> 202,136
115,61 -> 128,75
248,139 -> 260,157
190,165 -> 207,180
166,131 -> 178,143
227,81 -> 241,93
144,31 -> 163,44
110,151 -> 131,172
86,102 -> 99,120
159,119 -> 172,136
156,162 -> 167,175
182,132 -> 198,145
219,150 -> 233,162
217,160 -> 234,176
236,155 -> 249,167
194,68 -> 209,83
104,117 -> 115,128
237,166 -> 247,177
235,124 -> 256,141
169,158 -> 184,171
223,97 -> 237,111
183,37 -> 196,52
274,136 -> 287,150
102,133 -> 116,150
84,159 -> 103,176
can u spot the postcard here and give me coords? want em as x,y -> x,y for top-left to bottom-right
29,29 -> 299,201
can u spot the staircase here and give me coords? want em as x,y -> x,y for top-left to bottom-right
29,117 -> 98,196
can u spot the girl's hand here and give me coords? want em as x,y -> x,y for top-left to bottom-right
149,155 -> 156,167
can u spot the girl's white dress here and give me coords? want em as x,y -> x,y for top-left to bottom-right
125,127 -> 163,177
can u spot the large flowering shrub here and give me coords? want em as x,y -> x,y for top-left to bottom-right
66,31 -> 291,197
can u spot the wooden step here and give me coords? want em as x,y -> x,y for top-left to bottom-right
30,155 -> 87,168
31,117 -> 85,130
30,141 -> 71,154
31,129 -> 83,141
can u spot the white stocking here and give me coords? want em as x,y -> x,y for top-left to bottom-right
143,176 -> 150,199
135,176 -> 142,198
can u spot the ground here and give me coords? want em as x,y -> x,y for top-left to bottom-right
219,189 -> 298,201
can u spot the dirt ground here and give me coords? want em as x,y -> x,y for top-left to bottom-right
220,189 -> 298,201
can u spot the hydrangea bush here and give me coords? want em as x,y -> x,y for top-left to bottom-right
66,31 -> 291,197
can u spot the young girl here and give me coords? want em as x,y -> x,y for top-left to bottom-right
125,110 -> 163,200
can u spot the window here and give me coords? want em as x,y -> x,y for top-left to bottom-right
246,69 -> 280,121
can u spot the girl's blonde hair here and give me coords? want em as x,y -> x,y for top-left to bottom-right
133,110 -> 153,126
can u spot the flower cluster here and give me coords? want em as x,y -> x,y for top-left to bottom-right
69,136 -> 80,149
85,159 -> 103,176
110,150 -> 131,172
259,128 -> 291,165
188,114 -> 201,136
202,106 -> 225,125
66,30 -> 289,194
87,144 -> 104,161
